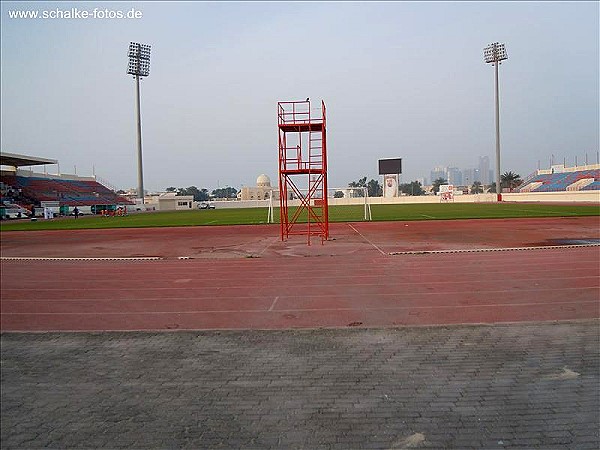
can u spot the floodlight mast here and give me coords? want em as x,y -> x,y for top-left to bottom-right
484,42 -> 508,201
127,42 -> 151,204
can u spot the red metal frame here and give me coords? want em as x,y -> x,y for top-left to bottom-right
278,100 -> 329,244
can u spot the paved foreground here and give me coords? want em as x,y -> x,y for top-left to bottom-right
2,321 -> 599,449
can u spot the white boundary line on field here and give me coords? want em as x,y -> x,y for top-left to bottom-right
347,223 -> 387,255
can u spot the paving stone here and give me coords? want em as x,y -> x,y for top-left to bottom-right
1,320 -> 598,449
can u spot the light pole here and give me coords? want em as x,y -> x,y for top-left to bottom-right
127,42 -> 151,204
484,42 -> 508,201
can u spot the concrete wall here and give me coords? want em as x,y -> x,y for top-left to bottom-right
350,194 -> 497,205
213,199 -> 269,209
15,169 -> 95,182
501,191 -> 599,203
211,190 -> 598,210
536,163 -> 599,175
365,192 -> 599,204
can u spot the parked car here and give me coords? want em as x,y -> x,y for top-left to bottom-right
198,202 -> 215,209
4,210 -> 30,219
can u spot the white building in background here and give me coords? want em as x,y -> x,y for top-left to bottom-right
159,192 -> 194,210
239,174 -> 279,201
142,192 -> 193,211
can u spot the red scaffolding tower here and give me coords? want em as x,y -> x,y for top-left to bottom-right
278,100 -> 329,244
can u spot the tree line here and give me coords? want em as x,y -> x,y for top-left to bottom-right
430,171 -> 522,194
165,186 -> 238,201
156,171 -> 523,201
346,171 -> 522,197
344,176 -> 426,197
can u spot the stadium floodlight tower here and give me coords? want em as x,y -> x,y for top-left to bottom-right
127,42 -> 151,204
484,42 -> 508,201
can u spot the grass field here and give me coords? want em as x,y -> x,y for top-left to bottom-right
0,203 -> 598,231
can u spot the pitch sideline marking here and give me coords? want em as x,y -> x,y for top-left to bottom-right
347,223 -> 387,255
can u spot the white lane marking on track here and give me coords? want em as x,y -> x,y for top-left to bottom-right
390,243 -> 600,255
3,287 -> 599,304
3,259 -> 596,275
0,257 -> 162,261
3,279 -> 598,295
258,237 -> 279,256
347,223 -> 386,255
4,300 -> 597,315
268,296 -> 279,311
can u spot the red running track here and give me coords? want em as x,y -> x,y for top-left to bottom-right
1,218 -> 599,332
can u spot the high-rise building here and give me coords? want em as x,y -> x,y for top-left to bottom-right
478,156 -> 490,185
447,167 -> 463,185
430,166 -> 447,184
427,161 -> 492,188
462,168 -> 475,187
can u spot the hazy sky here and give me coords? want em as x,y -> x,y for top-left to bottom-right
1,1 -> 598,191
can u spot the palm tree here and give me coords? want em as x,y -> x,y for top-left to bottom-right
471,181 -> 483,194
501,171 -> 522,192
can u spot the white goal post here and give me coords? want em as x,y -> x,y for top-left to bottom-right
267,187 -> 371,223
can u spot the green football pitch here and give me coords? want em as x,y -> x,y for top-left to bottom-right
1,202 -> 598,232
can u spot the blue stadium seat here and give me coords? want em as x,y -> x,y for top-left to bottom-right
522,169 -> 599,192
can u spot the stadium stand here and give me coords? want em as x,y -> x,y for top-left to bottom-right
1,174 -> 133,207
1,152 -> 133,217
518,165 -> 600,193
581,181 -> 600,191
1,152 -> 134,219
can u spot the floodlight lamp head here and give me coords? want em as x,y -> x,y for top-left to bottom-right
126,41 -> 151,77
483,42 -> 508,64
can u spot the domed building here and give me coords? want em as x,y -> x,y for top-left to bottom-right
239,174 -> 279,201
256,174 -> 271,188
